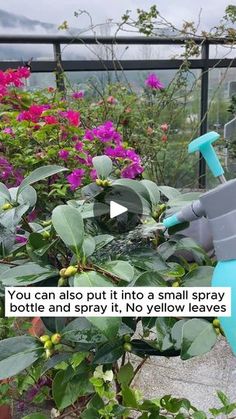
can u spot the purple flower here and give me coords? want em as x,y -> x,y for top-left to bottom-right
16,235 -> 28,244
84,129 -> 95,141
121,163 -> 144,179
90,168 -> 97,180
67,169 -> 85,190
58,149 -> 69,160
74,141 -> 83,152
145,73 -> 164,90
72,90 -> 84,99
3,127 -> 13,135
93,121 -> 122,144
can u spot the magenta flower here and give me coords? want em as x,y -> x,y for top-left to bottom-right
3,127 -> 13,135
121,163 -> 144,179
93,121 -> 121,144
72,91 -> 84,99
58,149 -> 69,160
44,115 -> 58,125
145,73 -> 164,90
60,109 -> 80,127
67,169 -> 85,190
90,168 -> 97,180
74,141 -> 83,152
84,129 -> 95,141
16,235 -> 28,244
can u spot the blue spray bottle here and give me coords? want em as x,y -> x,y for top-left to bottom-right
163,131 -> 236,354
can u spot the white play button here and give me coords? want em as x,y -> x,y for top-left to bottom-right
110,200 -> 128,219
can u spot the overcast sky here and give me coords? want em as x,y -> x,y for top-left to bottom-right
0,0 -> 232,31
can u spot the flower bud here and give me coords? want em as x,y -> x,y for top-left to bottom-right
51,333 -> 62,345
1,203 -> 12,211
58,277 -> 67,287
123,342 -> 132,352
39,335 -> 50,343
44,340 -> 53,350
59,268 -> 67,278
172,281 -> 180,287
64,266 -> 77,277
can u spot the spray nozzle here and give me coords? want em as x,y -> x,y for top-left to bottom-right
188,131 -> 225,181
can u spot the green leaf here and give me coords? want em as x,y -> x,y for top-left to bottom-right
122,385 -> 138,408
127,248 -> 168,272
73,271 -> 113,287
102,260 -> 134,282
0,336 -> 43,379
182,266 -> 214,287
17,165 -> 67,197
193,412 -> 207,419
62,318 -> 106,344
88,317 -> 121,340
156,318 -> 176,351
181,319 -> 217,360
52,205 -> 84,257
0,183 -> 11,201
52,364 -> 93,410
0,262 -> 57,285
141,179 -> 160,206
93,340 -> 124,364
92,155 -> 113,178
83,236 -> 96,257
171,320 -> 187,350
157,185 -> 181,200
217,390 -> 229,406
94,234 -> 114,250
117,362 -> 134,386
22,414 -> 48,419
134,271 -> 166,286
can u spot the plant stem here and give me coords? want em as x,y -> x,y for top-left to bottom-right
129,357 -> 148,386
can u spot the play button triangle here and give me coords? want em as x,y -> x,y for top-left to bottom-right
110,200 -> 128,219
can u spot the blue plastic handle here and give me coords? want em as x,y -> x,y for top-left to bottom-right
188,131 -> 224,178
163,214 -> 181,229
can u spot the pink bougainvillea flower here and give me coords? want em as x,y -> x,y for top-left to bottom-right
3,127 -> 13,135
121,162 -> 144,179
84,129 -> 95,141
107,96 -> 117,105
90,168 -> 97,181
17,104 -> 51,123
67,169 -> 85,190
145,73 -> 164,90
44,115 -> 58,125
93,121 -> 121,145
72,91 -> 84,99
74,141 -> 83,152
58,149 -> 69,160
160,123 -> 169,132
60,109 -> 80,127
16,67 -> 31,79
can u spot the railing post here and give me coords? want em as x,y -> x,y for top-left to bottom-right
199,41 -> 209,189
53,42 -> 65,92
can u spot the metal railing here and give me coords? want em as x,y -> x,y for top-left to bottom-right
0,34 -> 236,188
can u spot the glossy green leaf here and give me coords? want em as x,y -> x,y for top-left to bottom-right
17,165 -> 67,197
181,319 -> 217,360
102,260 -> 134,282
88,317 -> 121,340
134,271 -> 166,286
73,271 -> 113,287
92,155 -> 113,178
62,318 -> 106,344
22,414 -> 48,419
117,362 -> 134,386
93,340 -> 124,364
0,262 -> 57,285
52,205 -> 84,257
141,179 -> 160,205
182,266 -> 214,287
0,336 -> 43,379
52,364 -> 93,410
156,318 -> 177,351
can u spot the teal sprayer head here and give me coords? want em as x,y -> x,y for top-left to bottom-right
163,131 -> 236,354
